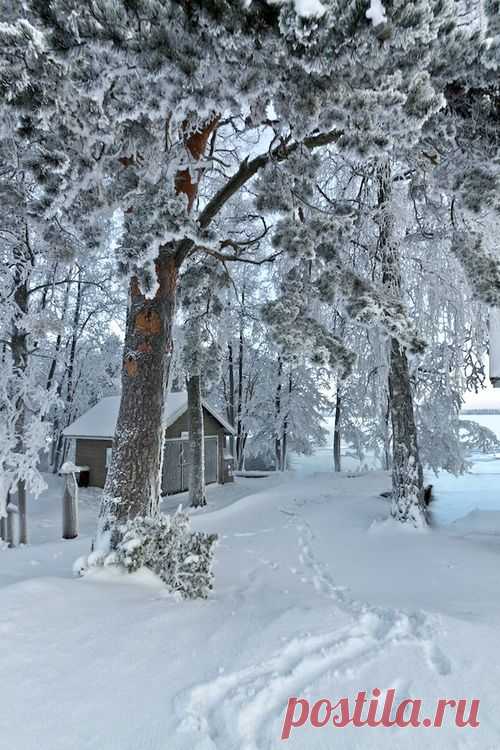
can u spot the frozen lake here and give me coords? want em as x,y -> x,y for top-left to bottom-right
290,413 -> 500,526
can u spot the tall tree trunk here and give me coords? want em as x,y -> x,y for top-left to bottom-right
274,356 -> 283,470
383,395 -> 391,471
188,373 -> 206,507
227,341 -> 236,457
12,244 -> 30,545
65,267 -> 83,408
280,370 -> 292,472
378,160 -> 426,527
388,339 -> 425,525
53,268 -> 83,472
333,389 -> 342,473
236,291 -> 245,470
99,116 -> 219,541
46,274 -> 71,392
332,314 -> 345,474
100,249 -> 178,533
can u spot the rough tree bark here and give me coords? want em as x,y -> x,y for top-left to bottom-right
378,160 -> 426,527
52,267 -> 83,472
274,356 -> 283,470
98,121 -> 342,538
388,338 -> 426,525
99,117 -> 219,539
383,395 -> 391,471
280,370 -> 292,472
332,315 -> 345,474
235,291 -> 245,470
11,241 -> 31,545
100,250 -> 178,529
227,341 -> 236,457
333,389 -> 342,473
188,373 -> 206,507
45,273 -> 71,393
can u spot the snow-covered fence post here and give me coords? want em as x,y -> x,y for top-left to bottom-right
0,479 -> 11,544
59,462 -> 87,540
62,475 -> 78,539
0,486 -> 18,547
0,491 -> 6,543
5,498 -> 17,548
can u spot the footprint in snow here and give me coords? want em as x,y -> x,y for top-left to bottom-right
176,509 -> 454,750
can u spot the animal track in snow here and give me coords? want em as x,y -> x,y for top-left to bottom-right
177,507 -> 453,750
179,610 -> 426,750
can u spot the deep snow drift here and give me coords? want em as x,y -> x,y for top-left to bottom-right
1,469 -> 500,749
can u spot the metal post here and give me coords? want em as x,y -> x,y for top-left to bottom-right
62,472 -> 79,540
6,499 -> 17,548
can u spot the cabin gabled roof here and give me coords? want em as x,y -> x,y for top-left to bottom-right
63,392 -> 235,440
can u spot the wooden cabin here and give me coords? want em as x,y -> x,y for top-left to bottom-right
63,392 -> 235,493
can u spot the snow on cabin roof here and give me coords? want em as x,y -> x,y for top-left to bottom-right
63,392 -> 235,440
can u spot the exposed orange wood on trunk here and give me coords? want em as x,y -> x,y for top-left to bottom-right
175,115 -> 220,212
135,309 -> 162,335
125,117 -> 217,371
125,356 -> 138,377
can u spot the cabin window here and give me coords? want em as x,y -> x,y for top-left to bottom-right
105,447 -> 112,468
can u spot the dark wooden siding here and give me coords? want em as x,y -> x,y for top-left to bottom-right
162,435 -> 219,495
165,408 -> 222,438
74,407 -> 228,490
75,439 -> 112,489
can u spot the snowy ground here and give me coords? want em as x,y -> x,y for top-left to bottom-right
2,436 -> 500,749
292,412 -> 500,524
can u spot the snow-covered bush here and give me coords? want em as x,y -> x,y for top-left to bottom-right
77,512 -> 217,600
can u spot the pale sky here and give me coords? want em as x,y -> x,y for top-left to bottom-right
462,384 -> 500,411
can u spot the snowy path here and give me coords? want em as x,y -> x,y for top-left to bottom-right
2,472 -> 500,749
178,498 -> 455,750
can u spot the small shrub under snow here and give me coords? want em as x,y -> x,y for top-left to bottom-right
76,511 -> 217,599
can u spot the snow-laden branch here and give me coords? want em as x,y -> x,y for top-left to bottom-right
197,128 -> 342,231
243,0 -> 326,18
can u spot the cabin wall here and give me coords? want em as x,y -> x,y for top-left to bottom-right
163,409 -> 224,494
162,435 -> 220,495
75,439 -> 112,489
74,408 -> 229,490
165,410 -> 222,438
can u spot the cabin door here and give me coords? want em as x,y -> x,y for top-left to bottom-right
163,436 -> 217,494
204,436 -> 218,484
163,440 -> 185,494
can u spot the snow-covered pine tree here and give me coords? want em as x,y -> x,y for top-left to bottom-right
424,0 -> 500,304
0,0 -> 480,543
0,112 -> 72,543
376,159 -> 427,526
178,260 -> 225,507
